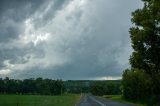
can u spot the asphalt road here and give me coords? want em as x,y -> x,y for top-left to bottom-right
76,95 -> 136,106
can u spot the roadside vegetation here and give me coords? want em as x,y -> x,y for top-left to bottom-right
122,0 -> 160,105
90,80 -> 121,96
103,95 -> 146,106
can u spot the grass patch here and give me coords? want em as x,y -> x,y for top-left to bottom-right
103,95 -> 146,106
0,94 -> 80,106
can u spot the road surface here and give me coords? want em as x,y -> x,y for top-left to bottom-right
76,95 -> 136,106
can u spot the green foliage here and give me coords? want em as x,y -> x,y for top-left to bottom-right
64,80 -> 90,94
122,0 -> 160,105
90,82 -> 105,96
0,78 -> 121,96
0,77 -> 64,95
90,81 -> 121,96
129,0 -> 160,76
64,80 -> 121,95
122,69 -> 151,101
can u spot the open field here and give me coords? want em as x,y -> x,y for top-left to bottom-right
103,95 -> 146,106
0,94 -> 80,106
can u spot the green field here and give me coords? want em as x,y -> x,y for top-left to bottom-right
0,94 -> 80,106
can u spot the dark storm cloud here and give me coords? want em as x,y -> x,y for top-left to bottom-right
0,0 -> 143,80
0,0 -> 69,70
0,0 -> 44,21
0,0 -> 44,42
0,0 -> 68,42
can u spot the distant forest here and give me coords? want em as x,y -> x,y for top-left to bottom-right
0,77 -> 121,95
0,77 -> 64,95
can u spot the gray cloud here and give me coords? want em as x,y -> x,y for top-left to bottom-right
0,0 -> 44,42
0,0 -> 143,80
0,0 -> 69,42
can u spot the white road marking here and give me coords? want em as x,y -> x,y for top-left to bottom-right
89,96 -> 106,106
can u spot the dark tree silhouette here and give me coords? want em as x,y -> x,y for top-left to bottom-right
123,0 -> 160,105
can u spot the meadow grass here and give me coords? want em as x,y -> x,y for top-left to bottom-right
103,95 -> 146,106
0,94 -> 80,106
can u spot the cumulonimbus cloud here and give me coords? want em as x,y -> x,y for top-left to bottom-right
0,0 -> 143,80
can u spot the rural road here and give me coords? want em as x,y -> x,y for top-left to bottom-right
76,95 -> 135,106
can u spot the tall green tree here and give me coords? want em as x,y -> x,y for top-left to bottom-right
129,0 -> 160,104
130,0 -> 160,78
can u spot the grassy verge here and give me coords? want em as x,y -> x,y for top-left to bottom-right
0,94 -> 80,106
103,95 -> 146,106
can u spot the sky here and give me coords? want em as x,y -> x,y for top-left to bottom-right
0,0 -> 143,80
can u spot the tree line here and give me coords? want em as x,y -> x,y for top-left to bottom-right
64,80 -> 90,94
0,78 -> 122,96
0,77 -> 64,95
64,80 -> 121,95
122,0 -> 160,105
90,81 -> 121,96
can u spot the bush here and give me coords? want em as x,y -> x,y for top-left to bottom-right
122,68 -> 151,102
